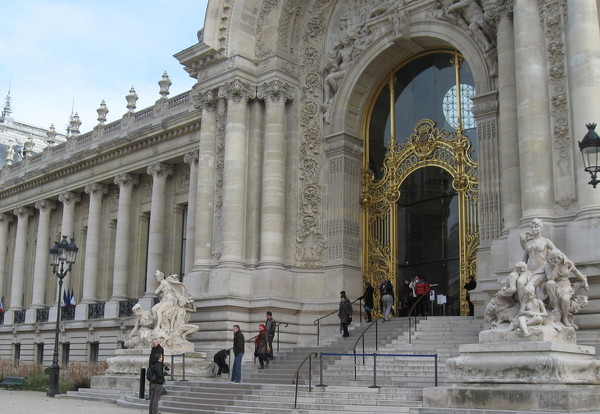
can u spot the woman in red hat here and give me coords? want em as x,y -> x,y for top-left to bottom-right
254,324 -> 269,369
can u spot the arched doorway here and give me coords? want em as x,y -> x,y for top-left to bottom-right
361,49 -> 479,317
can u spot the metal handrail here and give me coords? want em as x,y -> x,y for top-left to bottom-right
407,294 -> 428,344
292,352 -> 318,409
275,322 -> 288,352
352,318 -> 385,373
317,352 -> 438,389
169,353 -> 187,381
313,297 -> 362,345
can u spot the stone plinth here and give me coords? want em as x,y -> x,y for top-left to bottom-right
103,348 -> 214,381
424,384 -> 600,412
447,341 -> 600,384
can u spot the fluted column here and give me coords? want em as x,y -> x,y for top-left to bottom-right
566,0 -> 600,211
0,213 -> 14,300
218,80 -> 255,263
31,200 -> 57,307
145,162 -> 174,295
111,173 -> 139,301
183,150 -> 199,275
257,81 -> 294,266
10,207 -> 34,309
513,0 -> 553,218
194,90 -> 218,266
58,191 -> 81,292
496,5 -> 521,230
81,183 -> 109,304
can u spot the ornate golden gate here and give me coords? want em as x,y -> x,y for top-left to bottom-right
361,118 -> 479,316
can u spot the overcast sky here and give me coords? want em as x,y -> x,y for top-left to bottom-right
0,0 -> 208,134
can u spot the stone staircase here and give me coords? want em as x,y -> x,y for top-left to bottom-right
67,316 -> 489,413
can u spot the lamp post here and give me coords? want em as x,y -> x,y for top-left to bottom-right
578,123 -> 600,188
47,235 -> 78,397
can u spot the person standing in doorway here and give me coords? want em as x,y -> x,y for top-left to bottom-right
363,281 -> 374,322
231,325 -> 245,383
265,311 -> 276,360
379,277 -> 394,320
464,276 -> 477,316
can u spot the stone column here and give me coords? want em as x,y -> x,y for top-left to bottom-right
80,183 -> 108,304
144,162 -> 174,295
9,206 -> 34,310
513,0 -> 553,219
218,80 -> 255,263
31,200 -> 57,308
193,91 -> 218,268
110,173 -> 139,301
0,213 -> 14,300
496,5 -> 522,230
257,81 -> 294,266
183,150 -> 199,275
58,191 -> 81,292
564,0 -> 600,264
566,0 -> 600,211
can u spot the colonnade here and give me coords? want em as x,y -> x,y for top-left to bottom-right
0,77 -> 297,323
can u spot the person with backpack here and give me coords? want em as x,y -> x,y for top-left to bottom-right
410,276 -> 429,316
147,353 -> 167,414
379,277 -> 394,320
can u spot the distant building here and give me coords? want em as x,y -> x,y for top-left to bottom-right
0,91 -> 67,168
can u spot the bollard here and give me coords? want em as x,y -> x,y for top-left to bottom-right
369,353 -> 380,389
139,368 -> 146,399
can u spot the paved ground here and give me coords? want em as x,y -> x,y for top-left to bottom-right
2,390 -> 146,414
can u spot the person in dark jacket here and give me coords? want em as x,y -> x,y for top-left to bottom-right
213,349 -> 230,376
254,324 -> 269,369
379,278 -> 394,320
338,295 -> 353,337
464,276 -> 477,316
149,339 -> 164,365
231,325 -> 245,383
265,311 -> 276,360
363,282 -> 374,322
148,353 -> 166,414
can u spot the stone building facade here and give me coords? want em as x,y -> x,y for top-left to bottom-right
1,0 -> 600,363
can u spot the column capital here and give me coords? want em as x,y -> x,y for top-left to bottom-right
192,86 -> 218,112
85,182 -> 109,196
184,150 -> 199,166
59,191 -> 82,206
147,162 -> 174,178
13,206 -> 34,218
35,199 -> 57,212
257,80 -> 295,104
0,212 -> 14,224
218,79 -> 256,104
114,172 -> 140,188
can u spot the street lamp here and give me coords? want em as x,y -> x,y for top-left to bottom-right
47,235 -> 78,397
578,123 -> 600,188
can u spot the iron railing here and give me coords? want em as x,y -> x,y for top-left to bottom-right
88,302 -> 105,319
36,307 -> 50,322
292,352 -> 318,408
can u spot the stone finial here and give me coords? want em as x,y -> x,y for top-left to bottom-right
6,143 -> 15,166
126,87 -> 138,113
97,100 -> 109,125
158,71 -> 171,98
70,112 -> 81,137
23,135 -> 35,158
46,124 -> 57,146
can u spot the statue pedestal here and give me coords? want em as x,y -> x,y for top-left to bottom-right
424,384 -> 600,412
95,348 -> 214,390
423,326 -> 600,412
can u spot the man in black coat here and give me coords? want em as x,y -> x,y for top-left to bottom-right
149,339 -> 164,365
231,325 -> 245,383
213,349 -> 230,375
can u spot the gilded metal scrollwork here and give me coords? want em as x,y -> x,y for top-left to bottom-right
362,119 -> 479,316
